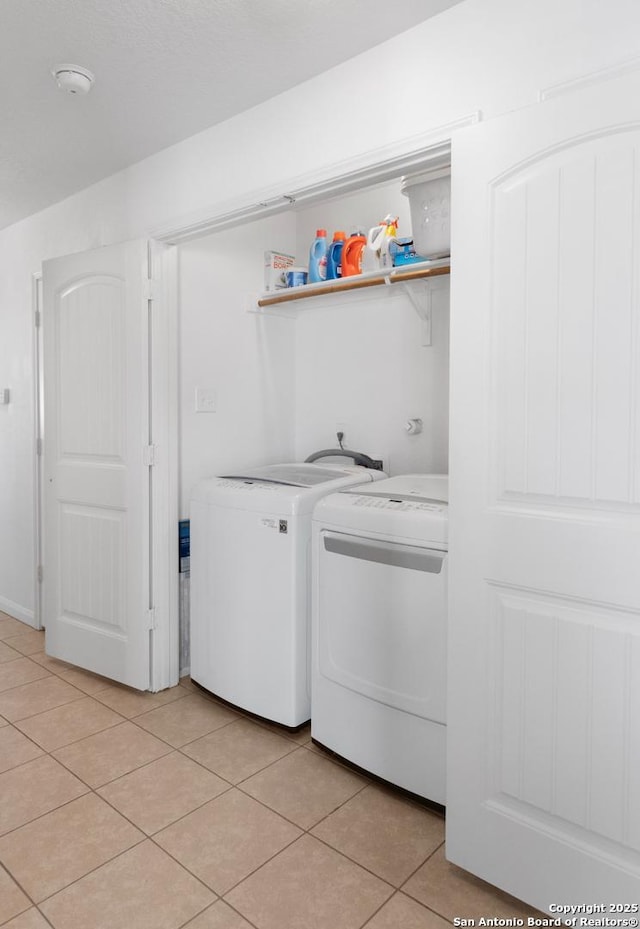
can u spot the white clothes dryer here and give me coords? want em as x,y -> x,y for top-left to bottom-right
311,474 -> 448,803
190,463 -> 386,728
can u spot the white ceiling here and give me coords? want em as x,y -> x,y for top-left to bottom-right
0,0 -> 463,231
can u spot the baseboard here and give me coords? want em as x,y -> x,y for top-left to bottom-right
0,595 -> 36,628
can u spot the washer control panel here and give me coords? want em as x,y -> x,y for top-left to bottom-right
215,479 -> 279,492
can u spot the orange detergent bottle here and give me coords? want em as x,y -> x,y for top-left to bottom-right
341,232 -> 367,277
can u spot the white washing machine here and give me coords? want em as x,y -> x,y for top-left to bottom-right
311,473 -> 448,803
190,463 -> 386,728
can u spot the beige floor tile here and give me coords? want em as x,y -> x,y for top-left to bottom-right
0,865 -> 31,924
179,676 -> 200,693
40,840 -> 215,929
93,681 -> 188,718
155,788 -> 301,894
182,718 -> 297,783
55,667 -> 113,695
0,792 -> 144,902
0,725 -> 44,773
53,720 -> 172,787
0,617 -> 30,640
227,834 -> 393,929
240,744 -> 367,829
28,653 -> 73,673
0,714 -> 8,726
0,755 -> 88,835
0,658 -> 50,692
98,751 -> 229,834
402,845 -> 537,920
3,630 -> 45,656
0,641 -> 21,663
15,697 -> 122,750
311,784 -> 445,886
363,892 -> 450,929
134,694 -> 238,747
1,908 -> 52,928
0,676 -> 84,722
184,900 -> 255,928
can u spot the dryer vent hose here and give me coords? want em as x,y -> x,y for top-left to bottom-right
304,448 -> 384,471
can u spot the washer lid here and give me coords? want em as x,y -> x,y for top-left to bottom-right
192,462 -> 385,515
219,463 -> 368,488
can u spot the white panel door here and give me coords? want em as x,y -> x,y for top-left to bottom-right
43,241 -> 151,689
448,71 -> 640,905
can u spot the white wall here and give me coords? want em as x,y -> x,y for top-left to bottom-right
3,0 -> 640,621
178,214 -> 297,514
293,181 -> 449,474
293,284 -> 450,476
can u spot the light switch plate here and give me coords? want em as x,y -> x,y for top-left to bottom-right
195,388 -> 216,413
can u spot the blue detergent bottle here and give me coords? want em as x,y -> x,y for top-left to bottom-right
308,229 -> 328,283
326,231 -> 346,280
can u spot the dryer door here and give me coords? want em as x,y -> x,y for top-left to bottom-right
317,530 -> 447,723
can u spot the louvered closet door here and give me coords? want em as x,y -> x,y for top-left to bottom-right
448,70 -> 640,906
43,241 -> 151,689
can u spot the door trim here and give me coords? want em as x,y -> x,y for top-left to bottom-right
147,119 -> 470,686
148,242 -> 179,691
150,115 -> 477,245
32,271 -> 43,631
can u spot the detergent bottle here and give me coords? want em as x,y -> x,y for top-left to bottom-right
325,231 -> 346,280
380,215 -> 398,269
308,229 -> 328,283
363,215 -> 398,271
341,232 -> 367,277
363,224 -> 384,271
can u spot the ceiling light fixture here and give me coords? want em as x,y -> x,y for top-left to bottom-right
52,64 -> 95,95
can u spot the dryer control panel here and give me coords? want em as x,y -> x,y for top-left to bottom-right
350,496 -> 445,513
313,474 -> 449,545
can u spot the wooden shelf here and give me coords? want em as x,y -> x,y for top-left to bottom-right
255,261 -> 450,309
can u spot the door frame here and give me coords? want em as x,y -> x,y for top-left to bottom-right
148,117 -> 475,689
146,116 -> 474,684
149,117 -> 475,246
147,241 -> 180,692
32,271 -> 44,631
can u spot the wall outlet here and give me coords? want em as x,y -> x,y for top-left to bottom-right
195,388 -> 216,413
371,453 -> 388,474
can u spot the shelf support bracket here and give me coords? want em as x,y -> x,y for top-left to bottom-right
400,280 -> 432,346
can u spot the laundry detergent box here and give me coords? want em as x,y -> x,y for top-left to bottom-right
264,251 -> 296,291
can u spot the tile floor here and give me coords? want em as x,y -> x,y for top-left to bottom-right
0,613 -> 541,929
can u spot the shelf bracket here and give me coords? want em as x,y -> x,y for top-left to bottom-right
400,280 -> 432,346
